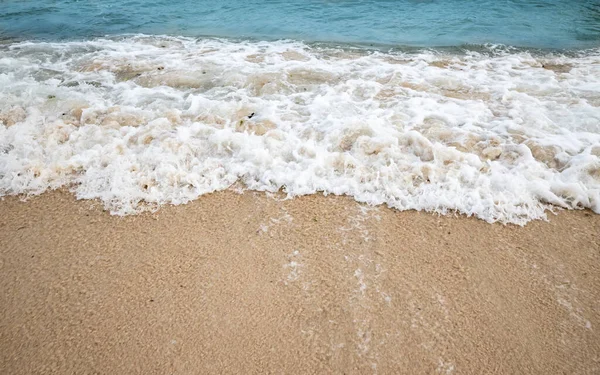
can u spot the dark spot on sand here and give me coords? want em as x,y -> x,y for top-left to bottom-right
248,112 -> 255,119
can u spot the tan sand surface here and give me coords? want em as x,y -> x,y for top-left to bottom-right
1,190 -> 599,374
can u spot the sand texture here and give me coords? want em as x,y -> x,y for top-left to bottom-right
1,190 -> 599,374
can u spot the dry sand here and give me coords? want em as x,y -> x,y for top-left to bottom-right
1,190 -> 599,374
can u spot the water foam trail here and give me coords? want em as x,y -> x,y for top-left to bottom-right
0,36 -> 599,224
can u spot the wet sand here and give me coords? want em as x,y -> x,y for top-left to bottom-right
1,190 -> 599,374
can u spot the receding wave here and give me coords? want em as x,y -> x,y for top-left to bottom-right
1,36 -> 599,224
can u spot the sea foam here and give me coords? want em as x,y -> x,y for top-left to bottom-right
0,36 -> 599,224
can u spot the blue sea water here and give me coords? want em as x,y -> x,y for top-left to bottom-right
1,0 -> 600,49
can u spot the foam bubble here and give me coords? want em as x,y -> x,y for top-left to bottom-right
1,36 -> 599,224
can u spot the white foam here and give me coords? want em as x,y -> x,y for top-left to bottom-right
1,36 -> 599,224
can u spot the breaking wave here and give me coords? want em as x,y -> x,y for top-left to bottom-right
1,36 -> 599,224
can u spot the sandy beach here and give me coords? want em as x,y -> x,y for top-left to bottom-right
0,190 -> 599,374
2,0 -> 600,373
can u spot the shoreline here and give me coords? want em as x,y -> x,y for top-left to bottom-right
1,190 -> 599,373
2,37 -> 599,225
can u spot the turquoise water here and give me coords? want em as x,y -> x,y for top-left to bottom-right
1,0 -> 600,49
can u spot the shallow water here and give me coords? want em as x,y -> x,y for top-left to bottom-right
1,0 -> 600,49
0,2 -> 599,224
1,36 -> 599,224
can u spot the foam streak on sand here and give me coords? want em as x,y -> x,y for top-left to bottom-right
0,36 -> 599,224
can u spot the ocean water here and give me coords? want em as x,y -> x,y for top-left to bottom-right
2,0 -> 600,49
0,1 -> 599,224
